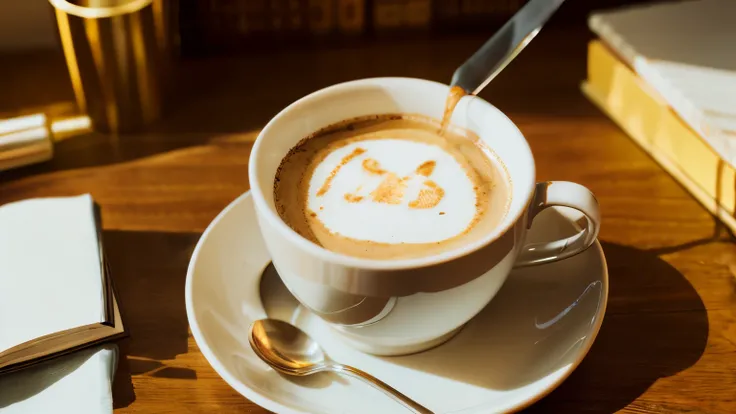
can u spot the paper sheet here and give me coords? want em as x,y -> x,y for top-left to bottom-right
0,195 -> 105,353
0,345 -> 117,414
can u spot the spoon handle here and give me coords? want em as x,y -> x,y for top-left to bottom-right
330,363 -> 434,414
451,0 -> 567,95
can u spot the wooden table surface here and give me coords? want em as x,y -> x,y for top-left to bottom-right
1,27 -> 735,413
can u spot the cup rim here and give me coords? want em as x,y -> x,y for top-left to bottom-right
249,77 -> 536,270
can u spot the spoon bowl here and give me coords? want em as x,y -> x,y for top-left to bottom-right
249,318 -> 434,413
250,319 -> 327,375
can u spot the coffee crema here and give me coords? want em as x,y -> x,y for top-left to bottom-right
273,114 -> 511,260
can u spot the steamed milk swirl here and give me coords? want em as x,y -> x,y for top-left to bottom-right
274,115 -> 510,260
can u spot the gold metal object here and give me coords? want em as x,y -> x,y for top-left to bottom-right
49,0 -> 173,133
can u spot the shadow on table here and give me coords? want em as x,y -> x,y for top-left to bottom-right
111,341 -> 136,409
524,241 -> 709,413
0,117 -> 257,186
102,229 -> 202,409
376,236 -> 707,412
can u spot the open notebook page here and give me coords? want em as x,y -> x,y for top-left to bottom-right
0,194 -> 105,354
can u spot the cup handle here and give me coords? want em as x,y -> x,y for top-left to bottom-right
514,181 -> 601,267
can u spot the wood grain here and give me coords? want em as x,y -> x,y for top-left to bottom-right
1,27 -> 735,413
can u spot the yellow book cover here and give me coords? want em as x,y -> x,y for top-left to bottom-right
582,40 -> 736,231
589,0 -> 736,167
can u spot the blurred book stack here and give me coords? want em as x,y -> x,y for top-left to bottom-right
179,0 -> 525,55
582,0 -> 736,232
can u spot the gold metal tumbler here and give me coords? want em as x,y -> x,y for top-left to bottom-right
49,0 -> 172,133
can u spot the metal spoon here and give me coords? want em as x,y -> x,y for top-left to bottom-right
451,0 -> 567,95
249,318 -> 433,414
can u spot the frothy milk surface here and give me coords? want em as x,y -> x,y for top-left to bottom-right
274,115 -> 511,260
308,139 -> 477,243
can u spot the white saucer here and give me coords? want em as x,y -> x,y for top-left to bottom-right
185,192 -> 608,414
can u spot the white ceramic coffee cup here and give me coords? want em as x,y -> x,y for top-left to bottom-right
249,78 -> 600,356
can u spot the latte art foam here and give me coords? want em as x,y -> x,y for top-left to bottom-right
273,114 -> 511,260
307,139 -> 478,244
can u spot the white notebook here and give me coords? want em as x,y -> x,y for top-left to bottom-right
589,0 -> 736,166
0,345 -> 117,414
0,195 -> 124,374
